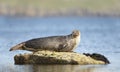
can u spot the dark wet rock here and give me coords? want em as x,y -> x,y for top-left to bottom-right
14,51 -> 109,65
83,53 -> 110,64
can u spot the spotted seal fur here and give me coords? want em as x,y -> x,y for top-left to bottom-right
9,30 -> 80,52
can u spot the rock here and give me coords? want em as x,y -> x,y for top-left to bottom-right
14,50 -> 110,65
83,53 -> 110,64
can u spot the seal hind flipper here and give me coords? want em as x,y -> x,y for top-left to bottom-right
9,42 -> 25,51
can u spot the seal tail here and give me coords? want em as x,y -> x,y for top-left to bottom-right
9,42 -> 25,51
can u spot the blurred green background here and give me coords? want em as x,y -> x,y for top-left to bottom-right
0,0 -> 120,16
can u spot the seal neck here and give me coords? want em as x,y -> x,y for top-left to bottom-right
68,34 -> 74,39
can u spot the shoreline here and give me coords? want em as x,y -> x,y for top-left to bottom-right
0,5 -> 120,17
1,0 -> 120,17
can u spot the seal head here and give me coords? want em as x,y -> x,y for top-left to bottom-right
71,30 -> 80,50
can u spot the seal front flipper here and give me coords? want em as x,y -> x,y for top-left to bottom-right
58,43 -> 69,52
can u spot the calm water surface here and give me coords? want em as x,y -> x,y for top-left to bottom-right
0,16 -> 120,72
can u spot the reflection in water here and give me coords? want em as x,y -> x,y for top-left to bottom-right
32,65 -> 99,72
0,64 -> 33,72
1,64 -> 104,72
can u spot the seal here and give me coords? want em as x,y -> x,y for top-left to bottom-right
9,30 -> 80,52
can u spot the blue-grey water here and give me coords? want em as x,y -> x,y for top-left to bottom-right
0,16 -> 120,72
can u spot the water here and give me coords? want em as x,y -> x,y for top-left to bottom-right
0,16 -> 120,72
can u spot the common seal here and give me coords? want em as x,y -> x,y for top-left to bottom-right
9,30 -> 80,52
